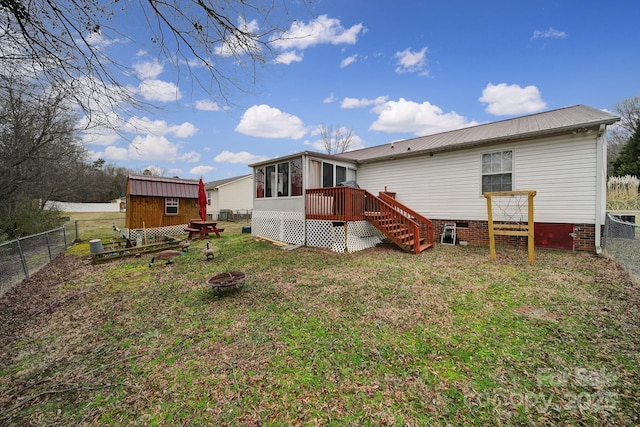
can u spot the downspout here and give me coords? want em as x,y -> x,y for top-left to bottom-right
303,154 -> 308,247
594,124 -> 607,254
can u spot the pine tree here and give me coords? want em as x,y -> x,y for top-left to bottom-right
612,119 -> 640,177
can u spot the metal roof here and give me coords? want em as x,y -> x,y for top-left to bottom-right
336,104 -> 620,163
128,175 -> 199,198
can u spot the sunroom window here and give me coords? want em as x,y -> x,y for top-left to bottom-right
291,158 -> 303,196
255,157 -> 304,198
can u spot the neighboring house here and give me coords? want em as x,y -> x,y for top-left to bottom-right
205,174 -> 253,219
126,175 -> 200,229
249,105 -> 620,254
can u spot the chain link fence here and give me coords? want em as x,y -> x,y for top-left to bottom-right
0,217 -> 127,297
0,227 -> 70,297
603,212 -> 640,284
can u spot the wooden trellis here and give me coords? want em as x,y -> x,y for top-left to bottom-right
484,190 -> 536,265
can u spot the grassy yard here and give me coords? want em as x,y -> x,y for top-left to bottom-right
0,222 -> 638,425
61,212 -> 127,242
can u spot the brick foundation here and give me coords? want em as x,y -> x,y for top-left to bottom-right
431,219 -> 599,253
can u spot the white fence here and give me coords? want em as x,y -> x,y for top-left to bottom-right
44,201 -> 122,213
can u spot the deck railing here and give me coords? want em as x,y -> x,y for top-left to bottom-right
305,187 -> 367,221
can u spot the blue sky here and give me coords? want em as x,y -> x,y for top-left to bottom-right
83,0 -> 640,180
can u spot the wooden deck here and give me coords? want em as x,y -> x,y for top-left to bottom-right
305,187 -> 434,254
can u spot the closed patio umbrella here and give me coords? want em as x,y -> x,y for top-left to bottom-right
198,178 -> 207,221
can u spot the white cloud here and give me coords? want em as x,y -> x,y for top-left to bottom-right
172,123 -> 198,138
340,54 -> 358,68
101,145 -> 130,161
370,98 -> 477,136
214,150 -> 269,164
179,151 -> 201,162
190,165 -> 217,175
531,27 -> 567,40
124,116 -> 197,138
128,134 -> 180,160
235,104 -> 308,139
274,50 -> 304,64
323,93 -> 336,104
341,96 -> 388,109
133,60 -> 163,80
195,100 -> 223,111
138,79 -> 182,102
479,83 -> 547,115
394,47 -> 429,75
271,15 -> 365,51
80,127 -> 121,146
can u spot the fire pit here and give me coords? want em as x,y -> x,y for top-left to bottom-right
206,271 -> 247,294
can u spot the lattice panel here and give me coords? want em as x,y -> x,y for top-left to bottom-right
332,224 -> 346,253
128,224 -> 187,244
346,221 -> 383,252
252,211 -> 305,244
253,213 -> 384,253
348,221 -> 385,239
306,220 -> 384,253
306,220 -> 334,249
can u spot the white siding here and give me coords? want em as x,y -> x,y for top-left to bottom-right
207,191 -> 219,214
253,197 -> 305,213
357,133 -> 599,224
218,176 -> 254,211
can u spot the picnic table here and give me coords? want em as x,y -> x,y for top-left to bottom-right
184,219 -> 224,240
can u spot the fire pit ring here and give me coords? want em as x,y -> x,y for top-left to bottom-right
206,271 -> 247,294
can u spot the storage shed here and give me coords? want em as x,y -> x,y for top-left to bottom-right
125,175 -> 200,229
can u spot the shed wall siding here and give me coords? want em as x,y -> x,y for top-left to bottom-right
356,133 -> 598,224
126,195 -> 199,229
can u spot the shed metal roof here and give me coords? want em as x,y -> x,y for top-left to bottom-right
128,175 -> 199,198
336,104 -> 620,163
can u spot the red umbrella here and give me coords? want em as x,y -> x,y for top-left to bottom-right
198,178 -> 207,221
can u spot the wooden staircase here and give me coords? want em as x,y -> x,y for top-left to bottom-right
364,191 -> 434,254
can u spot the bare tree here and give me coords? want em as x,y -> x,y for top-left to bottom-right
0,76 -> 86,237
608,95 -> 640,172
318,124 -> 354,155
0,0 -> 309,119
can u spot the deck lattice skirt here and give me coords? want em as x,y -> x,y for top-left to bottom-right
253,211 -> 384,253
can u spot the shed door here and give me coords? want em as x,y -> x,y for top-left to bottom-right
534,223 -> 574,250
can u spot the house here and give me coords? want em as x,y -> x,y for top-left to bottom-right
125,175 -> 200,229
249,105 -> 620,254
205,174 -> 253,220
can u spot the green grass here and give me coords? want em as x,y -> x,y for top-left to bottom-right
0,225 -> 638,426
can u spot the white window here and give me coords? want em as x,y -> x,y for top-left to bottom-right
482,150 -> 512,193
165,197 -> 179,215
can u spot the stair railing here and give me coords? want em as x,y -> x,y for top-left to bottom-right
378,192 -> 435,250
364,190 -> 432,253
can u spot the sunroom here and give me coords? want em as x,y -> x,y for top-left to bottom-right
250,151 -> 434,253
